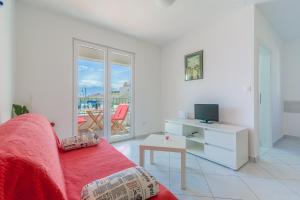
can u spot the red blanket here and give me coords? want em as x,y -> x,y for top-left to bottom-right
0,114 -> 67,200
60,139 -> 176,200
0,114 -> 177,200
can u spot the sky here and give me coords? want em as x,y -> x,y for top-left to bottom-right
78,59 -> 131,96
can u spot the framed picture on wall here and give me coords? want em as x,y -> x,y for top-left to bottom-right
185,50 -> 203,81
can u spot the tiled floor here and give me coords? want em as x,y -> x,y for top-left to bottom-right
112,136 -> 300,200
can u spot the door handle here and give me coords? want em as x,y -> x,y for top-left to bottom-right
259,93 -> 262,104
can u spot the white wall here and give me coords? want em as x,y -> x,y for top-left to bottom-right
254,8 -> 283,144
15,2 -> 161,138
0,0 -> 15,123
161,7 -> 257,157
283,38 -> 300,137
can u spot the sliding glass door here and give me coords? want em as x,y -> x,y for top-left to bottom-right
73,40 -> 134,142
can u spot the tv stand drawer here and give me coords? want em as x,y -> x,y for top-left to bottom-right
205,130 -> 235,151
205,144 -> 235,168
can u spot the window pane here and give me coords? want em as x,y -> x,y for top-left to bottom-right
110,52 -> 132,137
77,46 -> 105,137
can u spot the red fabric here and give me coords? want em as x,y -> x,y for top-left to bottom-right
0,113 -> 67,200
0,113 -> 177,200
112,104 -> 129,120
52,126 -> 62,149
60,139 -> 177,200
77,117 -> 87,124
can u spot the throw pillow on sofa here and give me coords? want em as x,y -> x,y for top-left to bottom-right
81,166 -> 159,200
61,133 -> 99,151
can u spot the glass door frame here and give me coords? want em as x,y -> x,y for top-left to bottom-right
73,39 -> 135,142
107,49 -> 135,143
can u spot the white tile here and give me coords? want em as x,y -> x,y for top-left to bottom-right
113,144 -> 137,155
113,143 -> 138,154
147,169 -> 170,188
276,153 -> 300,165
241,176 -> 300,200
259,153 -> 283,164
259,141 -> 300,165
170,157 -> 202,174
272,138 -> 300,154
260,145 -> 300,166
205,175 -> 258,200
126,154 -> 139,164
113,137 -> 300,200
170,152 -> 198,160
175,194 -> 213,200
197,158 -> 237,176
144,156 -> 169,172
146,150 -> 170,159
289,164 -> 300,172
236,162 -> 272,178
170,172 -> 212,197
113,143 -> 139,163
259,162 -> 300,180
267,148 -> 292,156
214,199 -> 234,200
280,179 -> 300,197
259,147 -> 270,156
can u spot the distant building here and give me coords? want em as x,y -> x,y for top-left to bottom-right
119,82 -> 130,97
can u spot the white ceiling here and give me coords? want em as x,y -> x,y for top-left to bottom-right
18,0 -> 272,46
258,0 -> 300,41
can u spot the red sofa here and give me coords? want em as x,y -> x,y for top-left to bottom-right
0,114 -> 177,200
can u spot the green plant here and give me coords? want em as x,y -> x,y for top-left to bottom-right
12,104 -> 29,116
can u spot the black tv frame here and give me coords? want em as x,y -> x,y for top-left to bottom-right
194,104 -> 219,123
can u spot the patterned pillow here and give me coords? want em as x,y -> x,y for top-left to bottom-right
61,133 -> 99,151
81,166 -> 159,200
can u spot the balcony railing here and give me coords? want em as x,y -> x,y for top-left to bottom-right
78,97 -> 130,114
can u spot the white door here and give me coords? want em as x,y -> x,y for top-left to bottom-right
258,45 -> 272,148
73,40 -> 134,142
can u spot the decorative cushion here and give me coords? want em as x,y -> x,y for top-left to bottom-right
81,166 -> 159,200
61,133 -> 99,151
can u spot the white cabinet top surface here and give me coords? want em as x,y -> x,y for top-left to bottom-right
165,119 -> 247,133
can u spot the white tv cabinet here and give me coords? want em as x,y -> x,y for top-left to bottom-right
165,119 -> 248,170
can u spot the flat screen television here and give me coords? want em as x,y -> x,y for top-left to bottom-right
194,104 -> 219,123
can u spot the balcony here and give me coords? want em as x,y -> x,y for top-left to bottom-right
77,97 -> 131,137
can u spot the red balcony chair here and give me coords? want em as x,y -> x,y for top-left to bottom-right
77,116 -> 87,133
111,104 -> 129,132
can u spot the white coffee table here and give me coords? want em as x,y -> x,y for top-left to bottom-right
139,134 -> 186,189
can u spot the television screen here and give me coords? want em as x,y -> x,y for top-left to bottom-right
194,104 -> 219,123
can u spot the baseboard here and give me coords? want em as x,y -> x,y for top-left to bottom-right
282,134 -> 300,140
134,132 -> 163,139
273,135 -> 284,146
249,156 -> 259,163
109,132 -> 160,144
